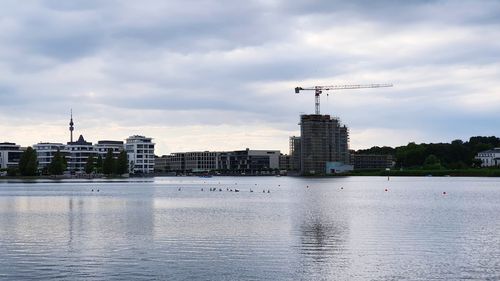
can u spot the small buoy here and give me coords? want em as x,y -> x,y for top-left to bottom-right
201,188 -> 204,191
384,188 -> 388,192
219,188 -> 222,192
443,191 -> 447,195
263,190 -> 265,193
250,189 -> 253,193
306,185 -> 309,188
91,189 -> 94,192
267,190 -> 270,193
178,188 -> 181,191
97,189 -> 99,192
340,187 -> 343,190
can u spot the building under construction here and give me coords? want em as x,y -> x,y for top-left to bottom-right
293,83 -> 392,175
298,114 -> 350,175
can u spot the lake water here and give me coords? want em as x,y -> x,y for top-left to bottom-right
0,176 -> 499,280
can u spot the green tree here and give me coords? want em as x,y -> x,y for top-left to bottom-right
96,155 -> 103,173
471,158 -> 483,168
103,149 -> 115,175
18,147 -> 38,176
85,155 -> 95,174
7,167 -> 18,177
423,154 -> 442,170
115,150 -> 128,175
48,149 -> 66,175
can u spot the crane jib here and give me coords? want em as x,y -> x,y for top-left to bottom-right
294,83 -> 393,114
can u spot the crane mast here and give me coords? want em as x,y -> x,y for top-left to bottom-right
295,83 -> 393,114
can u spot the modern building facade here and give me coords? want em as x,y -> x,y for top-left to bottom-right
185,151 -> 219,172
475,148 -> 500,167
95,140 -> 124,158
279,154 -> 290,171
126,135 -> 155,174
168,153 -> 186,173
219,149 -> 280,174
0,142 -> 23,169
67,135 -> 96,172
350,154 -> 395,170
156,149 -> 281,175
299,114 -> 349,175
289,136 -> 301,172
33,142 -> 68,170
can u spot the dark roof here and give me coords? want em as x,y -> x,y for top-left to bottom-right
479,148 -> 500,154
97,140 -> 124,145
67,135 -> 92,146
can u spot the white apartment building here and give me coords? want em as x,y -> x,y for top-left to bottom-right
33,142 -> 67,169
95,140 -> 124,158
476,148 -> 500,167
34,137 -> 124,173
67,135 -> 97,172
125,135 -> 155,174
0,142 -> 23,169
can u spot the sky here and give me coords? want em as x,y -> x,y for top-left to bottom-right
1,0 -> 499,155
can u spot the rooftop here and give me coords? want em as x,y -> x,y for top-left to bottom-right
67,135 -> 92,146
478,148 -> 500,154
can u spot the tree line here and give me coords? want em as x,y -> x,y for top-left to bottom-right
9,148 -> 129,176
353,136 -> 500,169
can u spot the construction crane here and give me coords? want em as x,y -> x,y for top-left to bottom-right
295,83 -> 393,114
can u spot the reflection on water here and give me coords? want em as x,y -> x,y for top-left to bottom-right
294,184 -> 350,279
0,177 -> 499,280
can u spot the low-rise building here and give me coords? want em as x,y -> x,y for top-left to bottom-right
185,151 -> 219,173
95,140 -> 124,158
279,154 -> 290,171
156,149 -> 281,175
154,155 -> 169,173
475,148 -> 500,167
33,142 -> 68,170
67,135 -> 97,172
350,154 -> 395,170
219,149 -> 280,174
289,136 -> 301,172
0,142 -> 23,169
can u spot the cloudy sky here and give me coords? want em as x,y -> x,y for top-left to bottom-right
1,0 -> 499,155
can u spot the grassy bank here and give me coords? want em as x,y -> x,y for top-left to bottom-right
345,168 -> 500,177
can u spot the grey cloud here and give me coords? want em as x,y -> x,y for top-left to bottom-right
0,0 -> 499,150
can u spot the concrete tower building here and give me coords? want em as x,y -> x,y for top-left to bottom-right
299,114 -> 350,175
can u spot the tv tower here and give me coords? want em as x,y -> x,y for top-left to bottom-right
69,109 -> 74,143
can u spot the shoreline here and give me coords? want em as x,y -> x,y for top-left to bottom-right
2,171 -> 500,180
